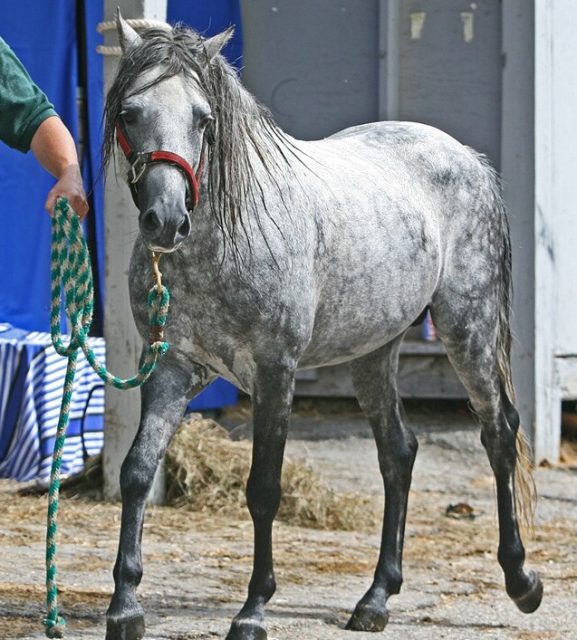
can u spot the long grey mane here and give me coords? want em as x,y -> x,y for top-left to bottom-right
103,25 -> 295,245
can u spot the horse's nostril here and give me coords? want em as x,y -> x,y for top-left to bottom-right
142,209 -> 161,233
178,214 -> 191,238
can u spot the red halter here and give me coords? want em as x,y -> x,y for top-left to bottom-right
115,119 -> 204,212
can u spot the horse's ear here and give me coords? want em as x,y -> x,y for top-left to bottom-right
203,27 -> 235,62
116,7 -> 141,52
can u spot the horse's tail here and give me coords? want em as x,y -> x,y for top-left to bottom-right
490,166 -> 537,534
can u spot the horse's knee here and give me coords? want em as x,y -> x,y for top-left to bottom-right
246,474 -> 281,522
379,429 -> 418,483
120,453 -> 156,501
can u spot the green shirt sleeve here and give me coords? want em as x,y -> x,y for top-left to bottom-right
0,36 -> 58,153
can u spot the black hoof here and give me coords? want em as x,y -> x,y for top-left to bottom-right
226,619 -> 267,640
106,614 -> 145,640
512,571 -> 543,614
346,604 -> 389,632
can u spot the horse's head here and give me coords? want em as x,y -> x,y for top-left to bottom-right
107,11 -> 233,253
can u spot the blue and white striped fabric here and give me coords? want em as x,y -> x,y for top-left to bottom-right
0,324 -> 105,483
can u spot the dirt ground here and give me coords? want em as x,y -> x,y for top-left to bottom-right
0,399 -> 576,640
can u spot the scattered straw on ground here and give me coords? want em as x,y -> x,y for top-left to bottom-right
165,414 -> 377,531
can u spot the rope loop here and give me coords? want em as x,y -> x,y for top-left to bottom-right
49,197 -> 170,388
44,197 -> 171,637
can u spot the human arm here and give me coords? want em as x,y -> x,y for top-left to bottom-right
30,116 -> 89,218
0,37 -> 88,218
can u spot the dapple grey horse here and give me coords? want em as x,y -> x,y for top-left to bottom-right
103,13 -> 542,640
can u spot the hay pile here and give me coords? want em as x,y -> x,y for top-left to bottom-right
165,415 -> 377,531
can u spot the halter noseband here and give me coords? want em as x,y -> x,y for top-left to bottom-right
115,119 -> 204,212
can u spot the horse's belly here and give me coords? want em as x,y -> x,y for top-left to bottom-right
300,240 -> 440,368
299,330 -> 403,369
299,291 -> 431,368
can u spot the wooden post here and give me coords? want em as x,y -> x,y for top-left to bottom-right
101,0 -> 167,502
531,0 -> 577,462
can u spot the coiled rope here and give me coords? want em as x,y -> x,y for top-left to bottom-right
96,17 -> 169,56
44,197 -> 170,638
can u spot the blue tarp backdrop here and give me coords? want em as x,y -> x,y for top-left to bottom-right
81,0 -> 106,336
0,0 -> 105,335
0,0 -> 83,332
167,0 -> 243,69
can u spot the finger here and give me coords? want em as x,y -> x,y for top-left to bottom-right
74,197 -> 89,219
45,191 -> 57,214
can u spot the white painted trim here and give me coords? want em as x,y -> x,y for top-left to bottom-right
143,0 -> 167,22
533,0 -> 560,462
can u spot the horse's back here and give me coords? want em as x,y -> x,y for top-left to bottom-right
294,120 -> 497,245
325,120 -> 488,193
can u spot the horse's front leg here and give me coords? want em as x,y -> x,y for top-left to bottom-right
226,362 -> 295,640
346,340 -> 418,632
106,356 -> 209,640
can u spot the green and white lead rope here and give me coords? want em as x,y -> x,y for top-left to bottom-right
44,197 -> 170,638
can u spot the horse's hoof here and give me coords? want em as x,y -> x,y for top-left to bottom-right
512,570 -> 543,614
225,619 -> 268,640
105,614 -> 145,640
345,604 -> 389,632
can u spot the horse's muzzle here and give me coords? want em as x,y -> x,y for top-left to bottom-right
140,207 -> 191,252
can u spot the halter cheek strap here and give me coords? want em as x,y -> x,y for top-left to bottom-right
115,120 -> 204,212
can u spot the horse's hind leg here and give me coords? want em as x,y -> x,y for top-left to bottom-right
346,336 -> 418,632
431,300 -> 543,613
106,357 -> 210,640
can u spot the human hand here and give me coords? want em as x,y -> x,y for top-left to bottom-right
45,164 -> 89,219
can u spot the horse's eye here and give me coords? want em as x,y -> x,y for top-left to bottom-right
199,114 -> 214,130
121,110 -> 137,125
